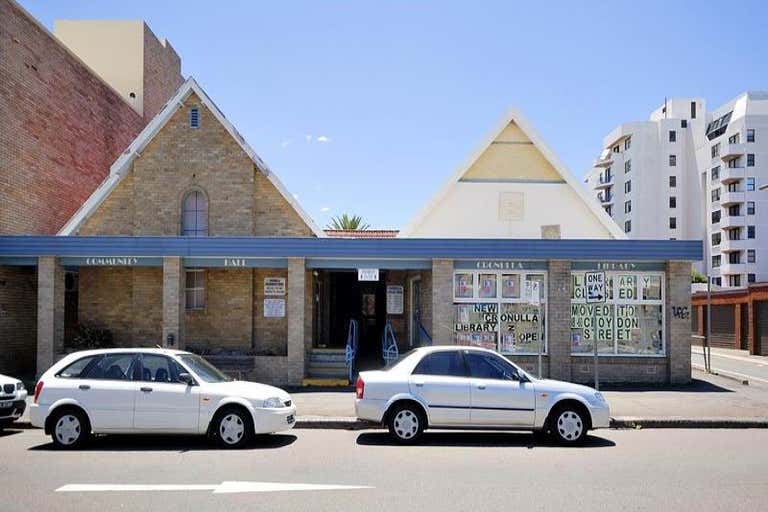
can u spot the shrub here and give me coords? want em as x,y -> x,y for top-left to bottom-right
691,270 -> 707,284
69,324 -> 114,350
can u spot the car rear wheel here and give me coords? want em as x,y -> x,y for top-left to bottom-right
50,408 -> 90,449
387,403 -> 425,444
214,407 -> 253,449
550,405 -> 588,445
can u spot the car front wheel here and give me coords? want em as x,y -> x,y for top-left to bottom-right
50,408 -> 90,449
550,405 -> 588,445
387,403 -> 425,444
214,407 -> 253,449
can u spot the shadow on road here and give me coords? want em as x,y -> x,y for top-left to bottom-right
0,429 -> 23,439
28,433 -> 297,452
356,431 -> 615,449
601,378 -> 733,394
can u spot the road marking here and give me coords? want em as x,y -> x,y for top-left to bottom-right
56,481 -> 373,494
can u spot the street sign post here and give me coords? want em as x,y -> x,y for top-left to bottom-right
525,280 -> 543,378
585,271 -> 606,390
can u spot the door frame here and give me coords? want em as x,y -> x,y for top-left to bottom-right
408,275 -> 422,347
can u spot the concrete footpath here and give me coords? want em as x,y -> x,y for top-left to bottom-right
12,369 -> 768,431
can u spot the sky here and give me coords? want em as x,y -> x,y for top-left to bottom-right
20,0 -> 768,230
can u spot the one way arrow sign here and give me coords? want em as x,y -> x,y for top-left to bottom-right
56,481 -> 373,494
585,271 -> 606,304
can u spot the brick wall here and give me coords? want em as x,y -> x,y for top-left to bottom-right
142,24 -> 183,121
253,269 -> 289,356
186,268 -> 253,349
0,0 -> 145,235
0,267 -> 36,376
79,93 -> 314,237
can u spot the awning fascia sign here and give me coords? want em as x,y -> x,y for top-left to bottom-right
183,257 -> 288,268
60,256 -> 163,267
571,261 -> 666,271
306,259 -> 431,270
0,257 -> 37,266
454,260 -> 548,271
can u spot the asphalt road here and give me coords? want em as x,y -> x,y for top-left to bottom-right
1,427 -> 766,511
692,347 -> 768,385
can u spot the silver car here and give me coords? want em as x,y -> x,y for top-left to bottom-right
355,346 -> 610,444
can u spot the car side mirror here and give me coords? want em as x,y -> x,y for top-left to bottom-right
178,372 -> 195,386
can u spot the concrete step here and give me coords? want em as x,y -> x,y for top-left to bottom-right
309,360 -> 347,369
309,351 -> 347,363
307,367 -> 349,378
301,378 -> 350,387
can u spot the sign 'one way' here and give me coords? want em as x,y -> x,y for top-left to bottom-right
585,271 -> 606,303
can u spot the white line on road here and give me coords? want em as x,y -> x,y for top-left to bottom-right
56,481 -> 373,494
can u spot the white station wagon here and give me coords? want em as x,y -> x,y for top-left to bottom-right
30,348 -> 296,449
355,346 -> 610,444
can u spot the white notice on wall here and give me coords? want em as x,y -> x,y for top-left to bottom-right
264,298 -> 286,318
386,285 -> 404,315
264,277 -> 286,296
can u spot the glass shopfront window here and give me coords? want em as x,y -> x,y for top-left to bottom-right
571,272 -> 664,356
454,270 -> 547,355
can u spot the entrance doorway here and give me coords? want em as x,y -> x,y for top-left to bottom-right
317,270 -> 388,370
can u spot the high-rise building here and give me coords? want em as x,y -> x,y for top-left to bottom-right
586,93 -> 768,289
698,92 -> 768,288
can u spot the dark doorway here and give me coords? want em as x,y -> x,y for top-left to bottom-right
325,270 -> 387,370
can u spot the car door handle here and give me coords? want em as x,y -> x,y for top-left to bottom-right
477,384 -> 486,390
78,384 -> 90,390
413,381 -> 425,387
140,387 -> 153,393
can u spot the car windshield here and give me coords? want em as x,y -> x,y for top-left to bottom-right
177,354 -> 233,383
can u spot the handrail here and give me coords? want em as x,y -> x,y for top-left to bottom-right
417,317 -> 432,346
344,319 -> 359,383
382,321 -> 399,366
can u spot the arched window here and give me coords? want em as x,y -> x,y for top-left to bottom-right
181,189 -> 208,236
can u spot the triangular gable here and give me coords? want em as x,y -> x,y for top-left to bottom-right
59,77 -> 324,237
400,108 -> 625,238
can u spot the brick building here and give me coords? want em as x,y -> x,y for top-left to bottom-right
0,0 -> 183,374
692,285 -> 768,355
0,77 -> 700,385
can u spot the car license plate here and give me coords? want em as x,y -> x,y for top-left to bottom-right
0,401 -> 11,409
286,414 -> 295,424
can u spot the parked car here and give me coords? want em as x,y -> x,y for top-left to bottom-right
355,346 -> 610,444
0,373 -> 27,429
30,348 -> 296,449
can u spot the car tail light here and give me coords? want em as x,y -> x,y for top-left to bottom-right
355,377 -> 364,399
33,381 -> 44,404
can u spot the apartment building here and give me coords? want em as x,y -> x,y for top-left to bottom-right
584,98 -> 705,241
699,92 -> 768,288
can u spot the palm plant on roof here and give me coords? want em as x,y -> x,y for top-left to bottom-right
328,213 -> 370,230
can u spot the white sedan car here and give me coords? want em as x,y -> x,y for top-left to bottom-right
30,348 -> 296,449
355,346 -> 610,444
0,373 -> 28,429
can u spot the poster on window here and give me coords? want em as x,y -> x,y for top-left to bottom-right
616,305 -> 663,354
264,298 -> 285,318
454,273 -> 474,299
499,303 -> 544,354
455,303 -> 498,349
501,274 -> 520,298
478,274 -> 497,298
570,303 -> 614,353
386,285 -> 404,315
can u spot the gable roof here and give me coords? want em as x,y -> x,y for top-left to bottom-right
58,77 -> 324,237
399,107 -> 625,239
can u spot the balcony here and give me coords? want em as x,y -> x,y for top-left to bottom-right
721,143 -> 746,161
720,191 -> 745,207
597,192 -> 614,205
720,263 -> 746,275
720,238 -> 747,252
594,174 -> 613,189
721,215 -> 745,229
720,166 -> 745,184
594,149 -> 613,168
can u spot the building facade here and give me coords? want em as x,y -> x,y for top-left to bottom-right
698,92 -> 768,289
584,98 -> 705,241
0,81 -> 700,386
0,0 -> 182,374
586,93 -> 768,290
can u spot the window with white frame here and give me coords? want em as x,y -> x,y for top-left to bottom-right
453,270 -> 547,355
570,271 -> 664,356
185,269 -> 205,310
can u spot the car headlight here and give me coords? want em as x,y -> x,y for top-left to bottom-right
16,382 -> 25,391
262,397 -> 284,409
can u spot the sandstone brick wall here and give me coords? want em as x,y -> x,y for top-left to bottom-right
253,269 -> 289,356
431,259 -> 453,345
79,93 -> 314,238
186,268 -> 253,349
667,260 -> 692,384
0,0 -> 145,235
142,23 -> 183,121
0,267 -> 37,375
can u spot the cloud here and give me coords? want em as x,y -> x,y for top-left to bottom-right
304,134 -> 313,142
280,139 -> 292,148
316,135 -> 330,143
320,206 -> 330,212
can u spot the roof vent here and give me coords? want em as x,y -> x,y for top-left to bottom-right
189,107 -> 200,129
